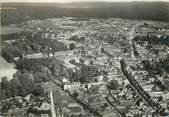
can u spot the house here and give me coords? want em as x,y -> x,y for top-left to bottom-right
39,102 -> 50,111
90,100 -> 107,108
6,106 -> 27,117
149,91 -> 164,98
102,111 -> 120,117
142,84 -> 154,92
64,82 -> 81,91
67,103 -> 82,112
66,103 -> 84,116
62,62 -> 79,72
98,85 -> 108,94
24,53 -> 44,59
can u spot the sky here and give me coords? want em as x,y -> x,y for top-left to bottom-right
1,0 -> 169,2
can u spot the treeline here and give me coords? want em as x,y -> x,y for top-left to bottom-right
0,56 -> 103,100
142,57 -> 169,77
0,57 -> 63,101
1,33 -> 21,41
2,43 -> 23,62
0,72 -> 35,100
1,32 -> 68,62
1,2 -> 169,26
69,59 -> 102,83
69,35 -> 86,43
142,57 -> 169,92
120,59 -> 166,115
134,35 -> 169,47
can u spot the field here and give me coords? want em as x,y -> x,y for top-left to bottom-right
0,57 -> 17,81
1,26 -> 24,35
32,18 -> 77,28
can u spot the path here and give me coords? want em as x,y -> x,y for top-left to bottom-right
50,91 -> 56,117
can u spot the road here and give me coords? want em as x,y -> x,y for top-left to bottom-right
50,91 -> 56,117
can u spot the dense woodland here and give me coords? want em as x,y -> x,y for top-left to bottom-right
142,57 -> 169,77
0,56 -> 107,100
142,57 -> 169,91
1,2 -> 169,26
134,35 -> 169,47
1,31 -> 68,62
0,57 -> 59,100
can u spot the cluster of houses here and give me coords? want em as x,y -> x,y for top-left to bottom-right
0,94 -> 51,117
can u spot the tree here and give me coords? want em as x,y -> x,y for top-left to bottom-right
158,96 -> 163,102
0,89 -> 7,100
12,73 -> 22,87
80,65 -> 98,83
79,58 -> 84,64
5,89 -> 12,98
107,80 -> 119,90
32,43 -> 41,53
13,71 -> 22,80
1,44 -> 23,62
132,42 -> 139,57
16,59 -> 42,71
69,59 -> 76,64
51,63 -> 61,76
2,47 -> 14,62
10,77 -> 22,96
0,83 -> 7,100
19,71 -> 35,93
51,40 -> 67,52
32,85 -> 44,96
34,72 -> 44,83
90,60 -> 94,65
26,45 -> 33,54
63,70 -> 69,79
41,66 -> 52,75
69,43 -> 76,50
18,86 -> 27,96
1,77 -> 11,90
73,92 -> 79,98
101,47 -> 105,53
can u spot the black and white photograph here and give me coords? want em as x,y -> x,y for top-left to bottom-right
0,0 -> 169,116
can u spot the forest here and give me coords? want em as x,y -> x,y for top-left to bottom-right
1,2 -> 169,26
0,56 -> 105,100
134,35 -> 169,47
1,31 -> 68,62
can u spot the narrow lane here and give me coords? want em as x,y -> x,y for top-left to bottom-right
50,91 -> 56,117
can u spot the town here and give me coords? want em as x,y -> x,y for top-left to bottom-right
1,17 -> 169,117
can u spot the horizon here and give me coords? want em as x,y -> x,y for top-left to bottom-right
1,0 -> 169,3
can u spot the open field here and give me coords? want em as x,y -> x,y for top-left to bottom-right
1,26 -> 24,35
0,57 -> 17,81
